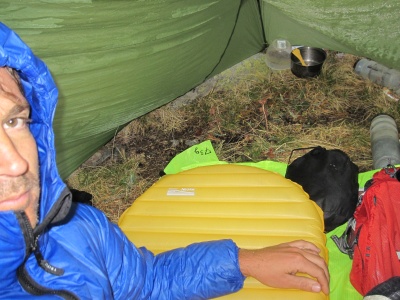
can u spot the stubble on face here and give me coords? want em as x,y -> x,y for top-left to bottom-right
0,171 -> 40,225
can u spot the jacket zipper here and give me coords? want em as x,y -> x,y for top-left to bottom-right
16,211 -> 79,300
17,266 -> 79,300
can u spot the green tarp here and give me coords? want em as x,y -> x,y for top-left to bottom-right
1,0 -> 399,178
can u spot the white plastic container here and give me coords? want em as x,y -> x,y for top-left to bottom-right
370,114 -> 400,169
355,59 -> 400,95
265,39 -> 291,70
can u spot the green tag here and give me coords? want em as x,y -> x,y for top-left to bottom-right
163,140 -> 223,174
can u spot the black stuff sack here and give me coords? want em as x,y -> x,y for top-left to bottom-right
285,146 -> 359,232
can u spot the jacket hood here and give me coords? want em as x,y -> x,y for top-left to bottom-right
0,22 -> 70,226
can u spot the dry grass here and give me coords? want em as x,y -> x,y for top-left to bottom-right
67,51 -> 400,223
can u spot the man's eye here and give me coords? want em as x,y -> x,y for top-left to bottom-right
4,117 -> 32,129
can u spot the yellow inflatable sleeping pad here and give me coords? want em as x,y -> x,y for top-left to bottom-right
119,164 -> 328,299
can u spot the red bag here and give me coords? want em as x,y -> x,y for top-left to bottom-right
349,167 -> 400,295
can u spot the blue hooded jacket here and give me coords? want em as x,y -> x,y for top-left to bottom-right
0,22 -> 245,299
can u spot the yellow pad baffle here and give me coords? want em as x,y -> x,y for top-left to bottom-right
119,164 -> 328,300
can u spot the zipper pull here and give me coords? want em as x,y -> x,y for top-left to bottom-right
33,248 -> 65,276
31,235 -> 64,276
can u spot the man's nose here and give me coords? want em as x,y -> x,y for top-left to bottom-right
0,130 -> 29,176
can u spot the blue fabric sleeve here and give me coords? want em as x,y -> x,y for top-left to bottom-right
90,206 -> 245,299
139,240 -> 245,299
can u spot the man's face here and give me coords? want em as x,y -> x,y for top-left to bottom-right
0,67 -> 40,227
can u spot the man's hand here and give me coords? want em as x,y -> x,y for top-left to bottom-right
238,240 -> 329,295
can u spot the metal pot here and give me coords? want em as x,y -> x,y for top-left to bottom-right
290,47 -> 327,78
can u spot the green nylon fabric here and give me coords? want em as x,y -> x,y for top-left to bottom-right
1,1 -> 399,178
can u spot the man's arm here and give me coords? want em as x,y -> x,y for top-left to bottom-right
99,208 -> 329,298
